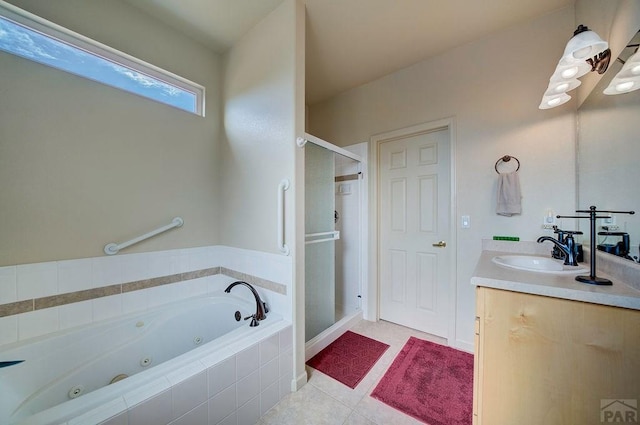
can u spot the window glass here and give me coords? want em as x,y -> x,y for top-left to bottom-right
0,9 -> 204,115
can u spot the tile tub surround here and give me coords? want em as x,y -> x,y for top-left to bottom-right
0,267 -> 285,317
0,246 -> 292,346
68,325 -> 293,425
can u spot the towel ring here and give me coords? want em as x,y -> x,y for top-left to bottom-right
494,155 -> 520,174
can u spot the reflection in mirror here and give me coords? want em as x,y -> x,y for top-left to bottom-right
577,31 -> 640,262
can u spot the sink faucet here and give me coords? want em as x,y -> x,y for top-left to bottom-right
224,281 -> 269,326
551,226 -> 583,261
537,235 -> 579,266
551,226 -> 565,260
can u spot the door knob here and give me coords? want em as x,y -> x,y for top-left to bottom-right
432,241 -> 447,248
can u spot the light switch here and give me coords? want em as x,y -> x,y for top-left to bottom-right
461,215 -> 470,228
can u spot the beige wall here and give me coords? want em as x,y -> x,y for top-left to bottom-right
0,0 -> 222,266
220,0 -> 305,390
220,0 -> 299,254
308,7 -> 578,347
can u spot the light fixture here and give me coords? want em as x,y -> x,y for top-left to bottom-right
543,78 -> 581,97
559,26 -> 609,66
604,47 -> 640,95
539,25 -> 611,109
539,93 -> 571,109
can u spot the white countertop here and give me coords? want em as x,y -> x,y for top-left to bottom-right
472,249 -> 640,310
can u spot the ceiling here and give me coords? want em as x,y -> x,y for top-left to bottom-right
125,0 -> 574,104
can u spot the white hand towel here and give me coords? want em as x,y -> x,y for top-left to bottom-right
496,172 -> 522,216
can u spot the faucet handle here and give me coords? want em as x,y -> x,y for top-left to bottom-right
244,314 -> 260,327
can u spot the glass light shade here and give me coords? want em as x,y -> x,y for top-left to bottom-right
615,81 -> 635,91
603,77 -> 640,95
559,30 -> 608,65
543,78 -> 581,97
539,92 -> 571,109
612,50 -> 640,79
552,61 -> 592,80
603,50 -> 640,95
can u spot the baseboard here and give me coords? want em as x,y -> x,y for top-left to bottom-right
291,371 -> 308,391
452,339 -> 474,353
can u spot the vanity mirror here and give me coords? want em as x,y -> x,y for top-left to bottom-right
577,30 -> 640,261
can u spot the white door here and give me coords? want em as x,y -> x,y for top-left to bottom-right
378,125 -> 451,337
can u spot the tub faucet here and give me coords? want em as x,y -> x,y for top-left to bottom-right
224,281 -> 269,327
537,235 -> 579,266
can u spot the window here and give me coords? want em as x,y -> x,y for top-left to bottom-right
0,3 -> 205,116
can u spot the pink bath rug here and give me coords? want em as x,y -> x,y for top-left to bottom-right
370,337 -> 473,425
306,330 -> 390,389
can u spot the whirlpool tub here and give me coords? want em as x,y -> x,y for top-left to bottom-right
0,293 -> 287,425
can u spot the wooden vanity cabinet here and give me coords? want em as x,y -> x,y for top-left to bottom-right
473,286 -> 640,425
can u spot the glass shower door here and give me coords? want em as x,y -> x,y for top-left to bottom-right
305,143 -> 336,342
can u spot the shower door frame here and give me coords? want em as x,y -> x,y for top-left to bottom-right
298,133 -> 367,360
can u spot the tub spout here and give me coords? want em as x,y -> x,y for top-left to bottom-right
537,235 -> 579,266
224,281 -> 268,326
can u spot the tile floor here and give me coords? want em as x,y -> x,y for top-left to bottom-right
256,320 -> 448,425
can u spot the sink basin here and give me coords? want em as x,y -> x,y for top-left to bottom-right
492,255 -> 588,274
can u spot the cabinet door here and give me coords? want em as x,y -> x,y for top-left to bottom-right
473,291 -> 483,425
475,287 -> 640,425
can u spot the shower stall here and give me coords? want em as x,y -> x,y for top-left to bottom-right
301,134 -> 365,351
